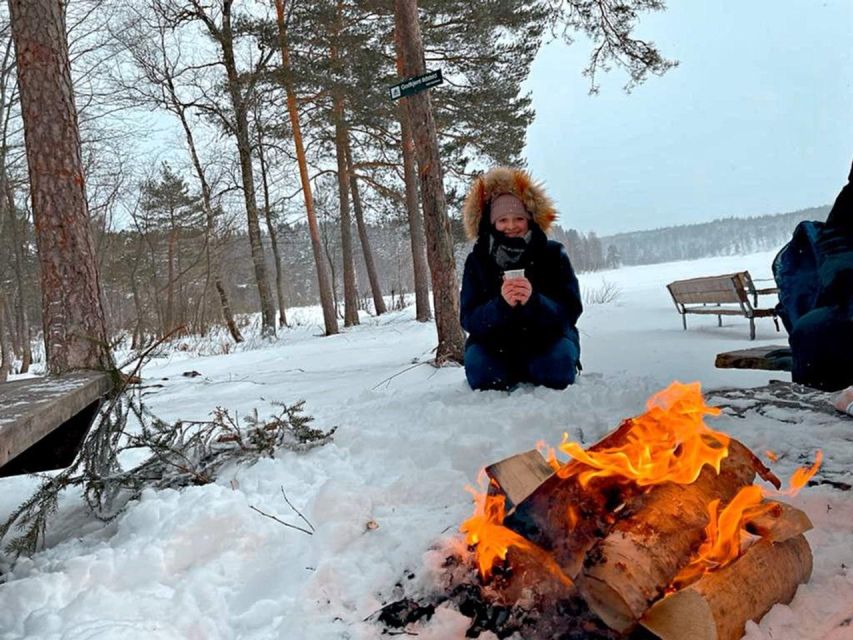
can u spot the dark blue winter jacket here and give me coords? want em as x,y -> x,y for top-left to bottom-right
460,227 -> 582,355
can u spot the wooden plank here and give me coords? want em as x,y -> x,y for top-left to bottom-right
485,449 -> 554,510
753,287 -> 778,296
0,372 -> 113,469
682,308 -> 745,316
749,308 -> 777,318
715,346 -> 792,371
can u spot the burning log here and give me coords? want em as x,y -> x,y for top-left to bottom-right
485,449 -> 554,511
575,439 -> 760,633
639,535 -> 813,640
500,419 -> 645,578
496,423 -> 776,585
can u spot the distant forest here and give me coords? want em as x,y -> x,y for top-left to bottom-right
197,204 -> 835,320
224,204 -> 833,317
596,206 -> 831,268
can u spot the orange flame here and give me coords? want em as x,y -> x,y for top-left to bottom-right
785,450 -> 823,495
766,450 -> 779,462
459,485 -> 572,586
559,382 -> 729,487
672,485 -> 766,588
460,489 -> 520,579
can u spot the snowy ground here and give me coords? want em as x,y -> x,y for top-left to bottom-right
1,250 -> 851,640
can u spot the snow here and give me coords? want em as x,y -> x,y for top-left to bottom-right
1,250 -> 851,640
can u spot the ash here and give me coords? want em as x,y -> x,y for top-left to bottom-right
374,554 -> 625,639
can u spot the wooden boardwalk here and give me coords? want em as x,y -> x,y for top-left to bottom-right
0,372 -> 112,477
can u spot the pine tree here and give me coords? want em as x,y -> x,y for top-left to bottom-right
8,0 -> 112,374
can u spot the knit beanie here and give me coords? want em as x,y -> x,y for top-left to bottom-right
489,193 -> 530,225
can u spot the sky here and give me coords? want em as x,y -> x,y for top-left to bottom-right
523,0 -> 853,236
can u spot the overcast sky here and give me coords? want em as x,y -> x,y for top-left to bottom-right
522,1 -> 853,236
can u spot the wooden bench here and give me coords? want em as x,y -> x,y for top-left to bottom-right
0,372 -> 112,477
667,271 -> 780,340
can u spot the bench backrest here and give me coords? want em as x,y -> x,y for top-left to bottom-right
667,272 -> 751,306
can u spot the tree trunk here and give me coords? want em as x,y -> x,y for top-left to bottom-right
130,237 -> 146,350
345,136 -> 387,316
165,227 -> 176,333
320,216 -> 340,317
397,101 -> 431,322
334,97 -> 360,327
8,0 -> 112,374
0,292 -> 12,381
640,535 -> 812,640
254,111 -> 288,328
274,0 -> 338,335
4,183 -> 32,372
172,100 -> 243,344
329,1 -> 359,327
0,34 -> 31,372
219,2 -> 276,337
393,0 -> 464,362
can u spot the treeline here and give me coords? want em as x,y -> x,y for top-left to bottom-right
599,206 -> 831,267
0,0 -> 678,371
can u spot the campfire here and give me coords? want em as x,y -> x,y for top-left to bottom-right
460,382 -> 820,640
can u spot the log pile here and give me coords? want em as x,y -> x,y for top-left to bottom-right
467,384 -> 816,640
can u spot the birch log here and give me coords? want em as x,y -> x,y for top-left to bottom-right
640,535 -> 813,640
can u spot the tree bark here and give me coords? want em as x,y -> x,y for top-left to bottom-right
0,292 -> 12,381
4,179 -> 32,373
165,226 -> 176,333
345,136 -> 386,316
0,34 -> 31,372
254,110 -> 288,328
640,535 -> 812,640
218,1 -> 276,337
329,0 -> 359,327
333,98 -> 360,327
393,0 -> 464,362
397,102 -> 431,322
274,0 -> 338,335
8,0 -> 112,374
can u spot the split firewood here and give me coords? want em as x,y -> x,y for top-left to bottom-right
486,449 -> 554,511
745,500 -> 812,542
575,438 -> 758,634
639,535 -> 813,640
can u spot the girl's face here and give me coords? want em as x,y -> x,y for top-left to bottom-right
495,214 -> 529,238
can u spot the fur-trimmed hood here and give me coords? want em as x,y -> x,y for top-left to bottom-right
461,166 -> 557,240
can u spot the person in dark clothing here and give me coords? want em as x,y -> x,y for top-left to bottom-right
459,166 -> 582,391
775,160 -> 853,391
